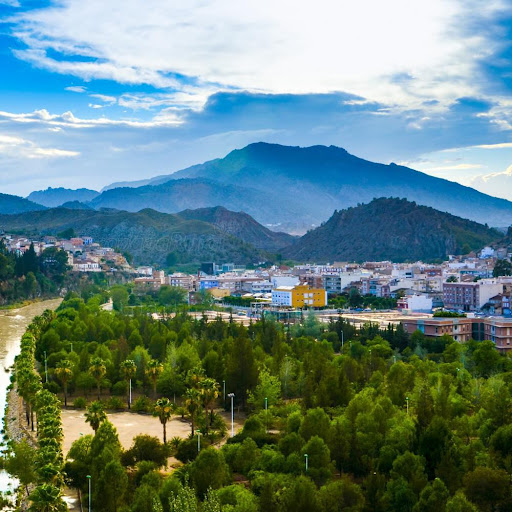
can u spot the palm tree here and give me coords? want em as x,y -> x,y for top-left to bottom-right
199,378 -> 220,435
146,359 -> 163,398
55,360 -> 73,407
89,357 -> 106,400
154,398 -> 174,444
85,401 -> 107,433
28,483 -> 66,512
184,388 -> 202,436
120,359 -> 137,409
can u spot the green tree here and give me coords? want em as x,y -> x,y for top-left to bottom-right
247,368 -> 281,411
190,448 -> 229,497
111,286 -> 129,311
28,484 -> 66,512
413,478 -> 449,512
89,357 -> 107,400
154,397 -> 174,444
318,478 -> 365,512
120,359 -> 137,409
146,359 -> 163,398
493,259 -> 512,277
101,459 -> 128,512
463,467 -> 510,512
5,440 -> 37,497
85,401 -> 107,433
55,359 -> 74,407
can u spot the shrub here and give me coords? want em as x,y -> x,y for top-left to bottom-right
112,381 -> 128,396
122,435 -> 170,468
106,397 -> 125,411
132,396 -> 153,413
72,397 -> 87,409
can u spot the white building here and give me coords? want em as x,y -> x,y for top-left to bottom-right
397,294 -> 433,313
271,286 -> 294,306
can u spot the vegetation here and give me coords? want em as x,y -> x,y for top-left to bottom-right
329,289 -> 397,310
9,292 -> 512,511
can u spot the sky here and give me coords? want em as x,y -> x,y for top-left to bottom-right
2,1 -> 512,198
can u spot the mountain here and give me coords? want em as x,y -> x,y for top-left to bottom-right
0,193 -> 46,215
95,142 -> 512,233
177,206 -> 296,251
282,198 -> 503,262
0,207 -> 273,265
27,187 -> 99,207
60,201 -> 94,210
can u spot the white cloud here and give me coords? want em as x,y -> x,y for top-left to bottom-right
8,0 -> 505,109
65,85 -> 87,93
0,0 -> 20,6
89,93 -> 116,104
469,165 -> 512,200
424,163 -> 484,172
0,133 -> 79,159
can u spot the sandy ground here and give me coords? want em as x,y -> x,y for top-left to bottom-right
61,408 -> 246,454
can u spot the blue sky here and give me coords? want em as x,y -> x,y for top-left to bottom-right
2,0 -> 512,199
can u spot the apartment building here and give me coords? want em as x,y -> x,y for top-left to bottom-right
271,284 -> 327,308
443,279 -> 503,311
402,317 -> 474,343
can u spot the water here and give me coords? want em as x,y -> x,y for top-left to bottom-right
0,299 -> 62,495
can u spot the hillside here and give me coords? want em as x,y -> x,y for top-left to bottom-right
177,206 -> 296,251
27,187 -> 99,207
282,198 -> 503,262
0,193 -> 46,215
92,142 -> 512,232
0,207 -> 268,265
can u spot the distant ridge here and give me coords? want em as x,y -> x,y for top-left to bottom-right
0,193 -> 46,215
87,142 -> 512,232
27,187 -> 99,208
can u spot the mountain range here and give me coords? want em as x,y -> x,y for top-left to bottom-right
0,198 -> 504,265
20,142 -> 512,233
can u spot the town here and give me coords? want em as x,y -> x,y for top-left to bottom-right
5,231 -> 512,353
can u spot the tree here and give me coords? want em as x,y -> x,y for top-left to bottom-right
185,388 -> 202,436
158,285 -> 187,308
120,359 -> 137,409
154,398 -> 174,444
463,467 -> 510,512
146,359 -> 163,399
101,459 -> 128,512
85,401 -> 107,433
89,357 -> 106,400
247,368 -> 281,411
318,478 -> 365,512
55,359 -> 74,407
111,286 -> 129,312
445,492 -> 479,512
493,259 -> 512,277
5,440 -> 37,497
280,475 -> 319,512
198,377 -> 219,435
226,335 -> 258,408
413,478 -> 449,512
190,448 -> 229,497
28,484 -> 66,512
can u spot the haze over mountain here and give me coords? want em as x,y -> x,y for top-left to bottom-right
27,187 -> 99,208
88,143 -> 512,232
283,198 -> 502,262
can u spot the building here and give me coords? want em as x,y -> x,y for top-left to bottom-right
402,317 -> 474,343
271,284 -> 327,308
361,277 -> 391,298
443,279 -> 503,311
168,273 -> 195,291
397,294 -> 433,313
483,318 -> 512,351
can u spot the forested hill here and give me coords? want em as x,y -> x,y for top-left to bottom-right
282,197 -> 503,262
0,207 -> 272,265
0,192 -> 45,215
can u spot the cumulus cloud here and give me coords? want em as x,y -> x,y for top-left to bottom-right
469,166 -> 512,200
7,0 -> 507,110
0,133 -> 79,159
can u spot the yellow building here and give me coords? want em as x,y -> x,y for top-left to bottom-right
272,284 -> 327,308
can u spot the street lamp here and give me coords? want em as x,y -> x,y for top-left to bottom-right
223,380 -> 226,405
86,475 -> 91,512
44,351 -> 48,383
341,330 -> 344,349
304,453 -> 309,471
264,397 -> 268,433
197,429 -> 201,452
228,393 -> 235,437
406,396 -> 410,415
129,378 -> 132,408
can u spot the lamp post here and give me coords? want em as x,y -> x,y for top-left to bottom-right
304,453 -> 309,472
341,330 -> 344,349
228,393 -> 235,437
197,429 -> 201,452
406,396 -> 409,415
129,378 -> 132,408
44,351 -> 48,383
70,342 -> 73,353
264,397 -> 268,433
86,475 -> 91,512
223,380 -> 226,405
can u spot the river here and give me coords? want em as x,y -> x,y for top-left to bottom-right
0,299 -> 62,495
